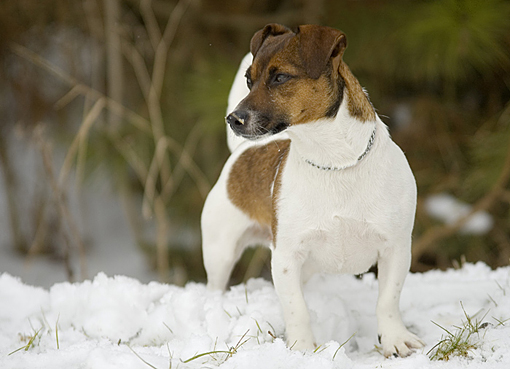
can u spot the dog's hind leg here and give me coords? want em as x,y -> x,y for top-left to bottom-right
201,184 -> 261,291
376,238 -> 425,357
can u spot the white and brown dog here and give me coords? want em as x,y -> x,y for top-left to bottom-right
201,24 -> 424,357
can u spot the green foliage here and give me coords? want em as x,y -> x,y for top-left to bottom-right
401,0 -> 510,85
183,54 -> 237,135
330,0 -> 510,96
463,114 -> 510,201
428,303 -> 488,361
328,1 -> 409,95
8,327 -> 42,356
181,330 -> 250,365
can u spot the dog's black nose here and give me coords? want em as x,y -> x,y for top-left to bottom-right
226,111 -> 249,128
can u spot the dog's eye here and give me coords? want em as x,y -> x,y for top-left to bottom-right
245,69 -> 253,90
271,73 -> 291,86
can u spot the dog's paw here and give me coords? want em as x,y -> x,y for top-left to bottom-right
285,324 -> 316,351
379,329 -> 425,358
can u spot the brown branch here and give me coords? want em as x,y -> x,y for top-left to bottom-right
152,0 -> 193,100
9,43 -> 151,134
140,0 -> 162,52
161,122 -> 208,200
105,0 -> 124,130
10,4 -> 202,284
121,38 -> 152,101
33,126 -> 88,281
501,190 -> 510,204
110,133 -> 149,185
0,132 -> 26,252
164,136 -> 211,199
58,97 -> 106,185
146,0 -> 193,194
141,130 -> 211,218
154,197 -> 170,282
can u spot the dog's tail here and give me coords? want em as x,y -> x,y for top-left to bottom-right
226,53 -> 253,153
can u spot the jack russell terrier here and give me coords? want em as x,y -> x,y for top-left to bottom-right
201,24 -> 425,357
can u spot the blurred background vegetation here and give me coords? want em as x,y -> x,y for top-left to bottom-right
0,0 -> 509,285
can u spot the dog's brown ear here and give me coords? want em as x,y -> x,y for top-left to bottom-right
250,23 -> 293,57
297,25 -> 347,79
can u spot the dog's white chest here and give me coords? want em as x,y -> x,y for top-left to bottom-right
275,154 -> 389,275
293,216 -> 384,275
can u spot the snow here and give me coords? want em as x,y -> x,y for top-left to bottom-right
424,193 -> 494,235
1,262 -> 509,368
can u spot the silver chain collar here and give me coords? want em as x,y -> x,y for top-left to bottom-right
303,124 -> 377,171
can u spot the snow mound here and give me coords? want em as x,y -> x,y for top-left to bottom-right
425,193 -> 494,235
1,263 -> 509,368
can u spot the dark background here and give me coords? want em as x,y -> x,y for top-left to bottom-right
1,0 -> 509,285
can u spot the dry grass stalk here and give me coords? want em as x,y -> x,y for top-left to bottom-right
125,0 -> 197,282
31,125 -> 88,281
105,0 -> 123,130
10,0 -> 208,282
59,97 -> 106,186
0,132 -> 26,252
9,43 -> 151,134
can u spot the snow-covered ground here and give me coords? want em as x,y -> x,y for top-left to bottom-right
1,262 -> 509,368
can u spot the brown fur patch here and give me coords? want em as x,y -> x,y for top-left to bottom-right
275,72 -> 338,125
338,62 -> 376,122
227,139 -> 291,229
250,24 -> 293,59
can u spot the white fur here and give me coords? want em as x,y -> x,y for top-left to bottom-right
202,56 -> 424,357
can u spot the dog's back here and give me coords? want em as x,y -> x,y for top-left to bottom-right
226,53 -> 252,152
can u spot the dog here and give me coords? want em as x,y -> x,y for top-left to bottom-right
201,24 -> 425,357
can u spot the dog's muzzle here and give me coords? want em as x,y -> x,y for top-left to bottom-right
227,110 -> 289,139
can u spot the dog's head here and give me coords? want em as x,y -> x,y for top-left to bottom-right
226,24 -> 375,139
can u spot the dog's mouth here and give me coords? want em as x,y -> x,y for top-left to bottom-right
234,120 -> 289,139
227,110 -> 290,139
270,121 -> 290,134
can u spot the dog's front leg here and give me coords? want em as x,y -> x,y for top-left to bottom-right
376,240 -> 425,357
272,247 -> 316,351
